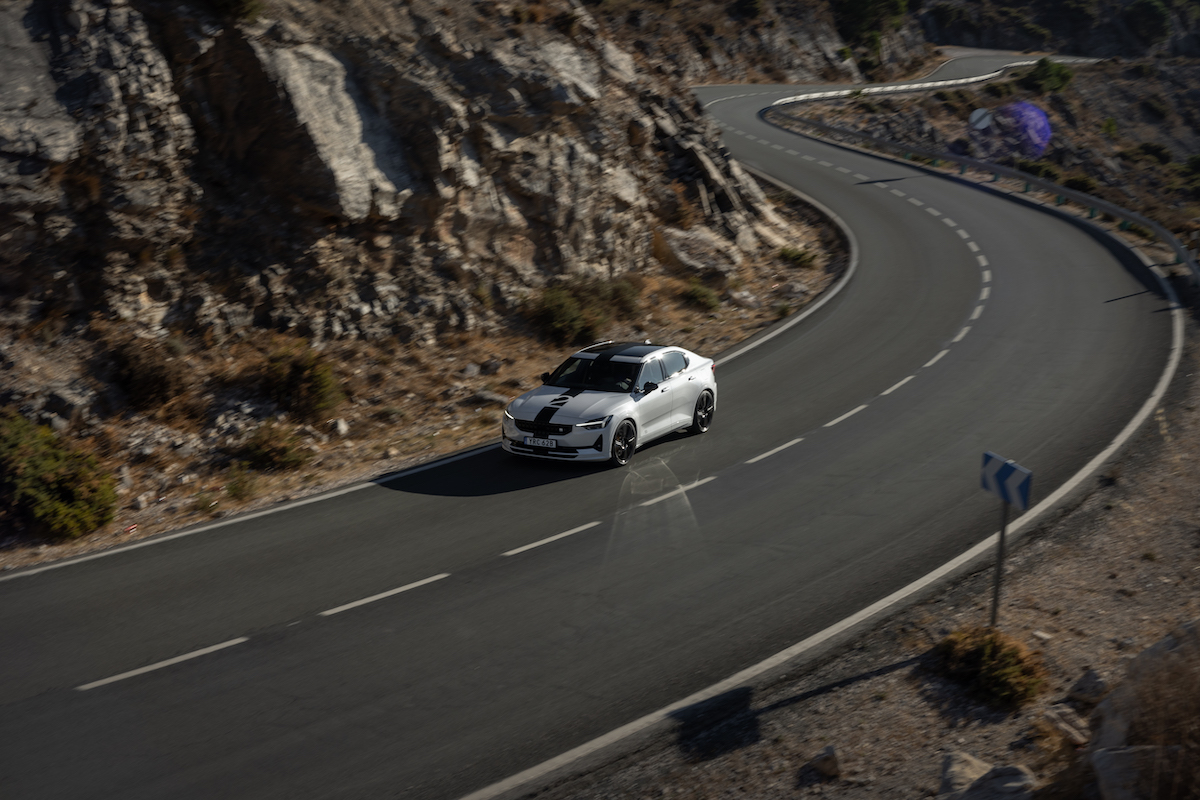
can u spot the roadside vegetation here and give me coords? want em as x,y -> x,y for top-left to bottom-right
934,626 -> 1046,709
527,276 -> 643,344
0,413 -> 117,541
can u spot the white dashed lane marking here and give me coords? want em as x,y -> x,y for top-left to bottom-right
746,438 -> 805,464
957,229 -> 970,239
77,637 -> 250,691
926,207 -> 942,216
881,376 -> 914,396
970,305 -> 984,320
942,217 -> 957,227
952,326 -> 971,343
967,241 -> 980,252
924,350 -> 949,368
978,255 -> 990,268
319,573 -> 450,617
824,405 -> 868,428
980,287 -> 991,300
503,522 -> 601,557
908,197 -> 924,206
640,477 -> 717,507
890,189 -> 906,197
836,166 -> 851,174
854,173 -> 870,181
982,269 -> 992,282
818,160 -> 833,167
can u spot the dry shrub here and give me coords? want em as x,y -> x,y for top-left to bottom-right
235,424 -> 311,472
1128,655 -> 1200,799
934,626 -> 1045,710
110,337 -> 192,412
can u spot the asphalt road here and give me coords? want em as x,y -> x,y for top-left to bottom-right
0,54 -> 1174,799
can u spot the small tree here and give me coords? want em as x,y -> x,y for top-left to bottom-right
0,414 -> 116,540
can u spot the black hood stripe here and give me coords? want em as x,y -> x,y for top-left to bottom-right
533,387 -> 585,424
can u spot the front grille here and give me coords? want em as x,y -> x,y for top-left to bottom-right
514,419 -> 572,436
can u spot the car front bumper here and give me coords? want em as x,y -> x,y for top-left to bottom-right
501,417 -> 611,461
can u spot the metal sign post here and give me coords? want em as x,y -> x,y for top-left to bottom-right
980,452 -> 1032,629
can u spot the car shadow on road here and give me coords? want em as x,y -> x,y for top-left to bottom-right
373,431 -> 700,497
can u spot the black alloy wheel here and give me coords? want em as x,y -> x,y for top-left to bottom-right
689,391 -> 715,434
610,420 -> 637,466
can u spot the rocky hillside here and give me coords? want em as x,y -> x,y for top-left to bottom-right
1,0 -> 1195,552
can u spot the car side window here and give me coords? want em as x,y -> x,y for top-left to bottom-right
640,359 -> 664,388
661,351 -> 688,377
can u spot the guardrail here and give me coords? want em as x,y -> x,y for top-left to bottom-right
764,68 -> 1200,286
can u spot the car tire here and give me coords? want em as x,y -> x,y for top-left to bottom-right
609,420 -> 637,466
689,391 -> 715,434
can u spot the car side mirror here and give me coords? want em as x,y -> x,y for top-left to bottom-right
641,381 -> 659,393
540,372 -> 551,384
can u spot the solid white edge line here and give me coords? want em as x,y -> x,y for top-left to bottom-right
823,404 -> 867,428
0,445 -> 497,584
76,637 -> 250,691
924,349 -> 949,368
880,375 -> 913,396
745,438 -> 804,464
318,573 -> 450,617
502,522 -> 601,557
952,326 -> 971,343
639,477 -> 717,508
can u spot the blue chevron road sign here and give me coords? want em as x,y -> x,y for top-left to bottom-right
981,452 -> 1032,511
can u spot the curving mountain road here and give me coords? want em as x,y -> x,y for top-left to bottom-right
0,53 -> 1175,800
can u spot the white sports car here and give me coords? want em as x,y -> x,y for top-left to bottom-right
502,341 -> 717,465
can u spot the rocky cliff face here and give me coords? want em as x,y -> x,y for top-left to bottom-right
0,0 -> 871,350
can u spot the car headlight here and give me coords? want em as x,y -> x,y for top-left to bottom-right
576,416 -> 611,430
503,406 -> 515,421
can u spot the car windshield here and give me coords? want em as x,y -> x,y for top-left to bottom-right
545,357 -> 639,393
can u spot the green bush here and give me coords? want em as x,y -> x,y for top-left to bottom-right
225,460 -> 258,500
111,338 -> 191,412
265,347 -> 344,422
681,278 -> 721,311
206,0 -> 264,21
1142,95 -> 1172,120
1102,117 -> 1118,137
1016,159 -> 1061,182
1020,58 -> 1073,94
935,626 -> 1045,709
527,277 -> 642,345
831,0 -> 907,43
0,413 -> 116,540
235,424 -> 311,472
1124,0 -> 1171,44
779,246 -> 816,268
1063,175 -> 1097,193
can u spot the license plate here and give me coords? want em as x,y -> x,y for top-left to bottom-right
524,437 -> 556,448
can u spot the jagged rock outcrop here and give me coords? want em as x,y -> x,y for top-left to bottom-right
1,0 -> 864,349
